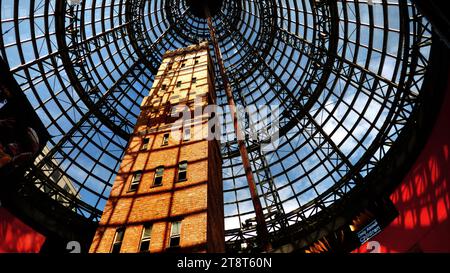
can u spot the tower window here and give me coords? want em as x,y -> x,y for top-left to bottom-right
162,133 -> 169,146
181,61 -> 186,68
161,84 -> 167,91
167,63 -> 172,70
178,161 -> 188,182
111,228 -> 125,253
130,171 -> 142,192
194,57 -> 200,64
139,223 -> 152,252
141,138 -> 150,150
183,128 -> 191,141
176,81 -> 182,88
169,221 -> 181,248
192,77 -> 197,84
154,166 -> 164,186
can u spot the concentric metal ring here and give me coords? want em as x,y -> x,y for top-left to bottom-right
0,0 -> 440,251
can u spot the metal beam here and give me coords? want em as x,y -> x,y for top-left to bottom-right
205,7 -> 272,252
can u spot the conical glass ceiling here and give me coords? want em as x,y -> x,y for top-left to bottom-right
0,0 -> 435,248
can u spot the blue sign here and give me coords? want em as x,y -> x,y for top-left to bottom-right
357,220 -> 382,244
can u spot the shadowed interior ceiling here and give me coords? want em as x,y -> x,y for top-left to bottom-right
0,0 -> 438,249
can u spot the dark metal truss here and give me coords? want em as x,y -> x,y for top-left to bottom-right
0,0 -> 438,250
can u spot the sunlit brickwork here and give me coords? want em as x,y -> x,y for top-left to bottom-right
89,42 -> 225,253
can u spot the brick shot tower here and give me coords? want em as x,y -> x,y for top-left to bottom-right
89,42 -> 225,253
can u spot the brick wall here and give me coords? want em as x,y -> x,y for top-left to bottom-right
89,42 -> 224,253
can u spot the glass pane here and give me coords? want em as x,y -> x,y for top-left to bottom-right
142,224 -> 152,238
156,166 -> 164,176
129,183 -> 138,191
139,240 -> 150,252
134,172 -> 142,181
115,229 -> 124,243
171,221 -> 181,236
111,243 -> 121,253
178,171 -> 187,181
184,128 -> 191,140
179,161 -> 187,170
154,176 -> 162,186
169,236 -> 180,247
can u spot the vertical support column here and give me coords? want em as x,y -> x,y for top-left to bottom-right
204,8 -> 272,251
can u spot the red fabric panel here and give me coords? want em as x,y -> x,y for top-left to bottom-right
0,207 -> 46,253
355,76 -> 450,253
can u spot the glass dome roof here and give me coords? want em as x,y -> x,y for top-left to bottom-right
0,0 -> 435,247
